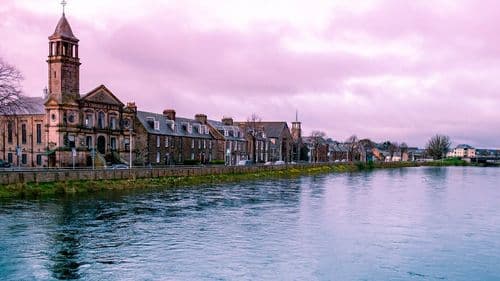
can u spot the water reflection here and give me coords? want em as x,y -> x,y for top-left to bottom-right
49,201 -> 82,280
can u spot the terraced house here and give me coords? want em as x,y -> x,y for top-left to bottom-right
207,117 -> 248,165
135,110 -> 217,165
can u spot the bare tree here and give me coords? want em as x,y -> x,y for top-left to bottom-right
244,113 -> 262,163
345,135 -> 359,161
310,130 -> 326,162
0,58 -> 31,115
426,134 -> 451,160
388,141 -> 399,160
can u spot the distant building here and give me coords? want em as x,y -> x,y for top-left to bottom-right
447,144 -> 476,158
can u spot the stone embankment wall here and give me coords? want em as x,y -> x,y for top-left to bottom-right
0,163 -> 330,185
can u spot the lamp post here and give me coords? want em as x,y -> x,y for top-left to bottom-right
129,128 -> 133,169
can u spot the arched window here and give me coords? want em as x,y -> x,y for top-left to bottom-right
98,112 -> 105,129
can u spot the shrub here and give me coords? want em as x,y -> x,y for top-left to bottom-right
183,159 -> 201,165
209,160 -> 225,165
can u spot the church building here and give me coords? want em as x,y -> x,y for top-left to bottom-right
0,10 -> 137,167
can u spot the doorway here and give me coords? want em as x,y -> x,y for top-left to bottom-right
97,136 -> 106,154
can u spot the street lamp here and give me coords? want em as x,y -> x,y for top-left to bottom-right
129,128 -> 133,169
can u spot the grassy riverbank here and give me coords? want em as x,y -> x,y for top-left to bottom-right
0,161 -> 453,199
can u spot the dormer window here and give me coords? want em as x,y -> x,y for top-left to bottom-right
187,123 -> 193,134
154,120 -> 160,131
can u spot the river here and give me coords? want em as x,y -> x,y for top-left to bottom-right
1,166 -> 499,280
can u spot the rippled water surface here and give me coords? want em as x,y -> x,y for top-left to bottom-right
1,167 -> 500,280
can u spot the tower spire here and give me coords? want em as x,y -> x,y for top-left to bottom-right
61,0 -> 67,15
295,110 -> 298,122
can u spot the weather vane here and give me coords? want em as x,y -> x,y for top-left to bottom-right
61,0 -> 67,14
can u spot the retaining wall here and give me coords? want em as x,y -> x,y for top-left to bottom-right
0,163 -> 331,185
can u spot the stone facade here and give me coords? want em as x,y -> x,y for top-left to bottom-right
0,12 -> 136,168
135,110 -> 219,166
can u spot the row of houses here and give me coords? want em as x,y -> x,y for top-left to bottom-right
0,11 -> 301,168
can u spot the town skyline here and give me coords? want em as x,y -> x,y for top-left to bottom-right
1,0 -> 499,148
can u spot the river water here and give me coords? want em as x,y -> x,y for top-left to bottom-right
0,167 -> 499,281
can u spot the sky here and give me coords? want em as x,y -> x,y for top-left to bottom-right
0,0 -> 499,148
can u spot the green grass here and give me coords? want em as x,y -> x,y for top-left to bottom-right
0,162 -> 424,199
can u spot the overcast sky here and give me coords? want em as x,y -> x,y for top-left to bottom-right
1,0 -> 499,148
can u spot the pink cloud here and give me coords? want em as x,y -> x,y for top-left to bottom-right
1,0 -> 500,148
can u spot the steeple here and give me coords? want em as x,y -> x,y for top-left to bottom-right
47,2 -> 80,103
291,109 -> 301,141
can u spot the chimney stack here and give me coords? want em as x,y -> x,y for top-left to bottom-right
126,102 -> 137,112
195,114 -> 207,124
222,117 -> 233,126
163,109 -> 176,121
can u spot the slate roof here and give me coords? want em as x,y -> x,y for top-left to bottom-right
207,120 -> 246,141
235,121 -> 290,139
2,96 -> 45,115
50,14 -> 78,41
455,144 -> 474,149
136,111 -> 212,139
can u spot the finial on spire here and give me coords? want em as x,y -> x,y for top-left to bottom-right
61,0 -> 67,15
295,110 -> 298,122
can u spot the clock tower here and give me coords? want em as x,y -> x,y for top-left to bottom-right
47,12 -> 80,103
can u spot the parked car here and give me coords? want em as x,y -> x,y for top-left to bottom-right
108,164 -> 129,170
264,161 -> 273,166
0,160 -> 11,168
274,160 -> 286,165
237,160 -> 253,166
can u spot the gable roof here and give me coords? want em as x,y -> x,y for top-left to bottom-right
235,121 -> 291,139
80,85 -> 124,106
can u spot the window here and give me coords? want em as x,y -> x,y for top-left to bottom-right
7,153 -> 13,163
86,136 -> 93,149
21,154 -> 27,165
7,122 -> 13,143
124,138 -> 130,151
85,114 -> 93,128
68,135 -> 75,148
36,124 -> 42,144
198,139 -> 201,149
21,124 -> 27,144
98,112 -> 105,129
154,120 -> 160,131
156,152 -> 161,163
110,116 -> 117,130
36,155 -> 42,166
165,137 -> 169,148
191,152 -> 194,160
191,139 -> 195,149
110,137 -> 117,150
157,136 -> 161,148
51,114 -> 56,122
